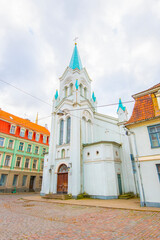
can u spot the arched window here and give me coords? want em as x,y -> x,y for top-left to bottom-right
59,119 -> 64,145
58,164 -> 68,173
61,149 -> 65,158
80,84 -> 83,96
66,117 -> 71,144
65,86 -> 68,97
69,83 -> 73,95
84,87 -> 87,98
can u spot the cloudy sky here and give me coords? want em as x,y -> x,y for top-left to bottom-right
0,0 -> 160,130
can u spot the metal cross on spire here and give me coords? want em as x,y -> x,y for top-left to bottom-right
73,37 -> 78,44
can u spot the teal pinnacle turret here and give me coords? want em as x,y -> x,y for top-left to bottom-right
69,43 -> 83,70
117,98 -> 126,112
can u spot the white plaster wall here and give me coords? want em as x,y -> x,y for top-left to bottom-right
83,144 -> 119,197
93,116 -> 121,143
41,154 -> 50,194
131,124 -> 160,157
140,160 -> 160,203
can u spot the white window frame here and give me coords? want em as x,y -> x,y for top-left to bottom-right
27,144 -> 32,153
36,133 -> 40,142
15,156 -> 21,168
24,158 -> 30,168
19,142 -> 24,151
42,148 -> 46,154
28,130 -> 33,140
20,128 -> 25,137
35,146 -> 39,154
43,135 -> 47,144
32,159 -> 37,169
4,155 -> 11,167
0,137 -> 5,147
8,139 -> 14,149
10,125 -> 16,134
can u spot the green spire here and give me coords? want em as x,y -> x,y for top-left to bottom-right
69,43 -> 83,70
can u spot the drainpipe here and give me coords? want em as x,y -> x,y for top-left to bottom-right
132,132 -> 146,206
126,129 -> 146,206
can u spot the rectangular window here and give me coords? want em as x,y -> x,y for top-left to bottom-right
27,144 -> 32,153
33,159 -> 37,169
36,133 -> 40,142
0,174 -> 7,186
10,125 -> 16,134
35,146 -> 39,154
59,119 -> 64,145
8,139 -> 14,149
25,158 -> 30,168
156,164 -> 160,182
43,135 -> 47,144
28,131 -> 33,140
20,128 -> 25,137
19,142 -> 24,151
148,125 -> 160,148
12,175 -> 18,186
22,175 -> 27,186
16,157 -> 21,167
42,148 -> 46,154
4,155 -> 11,166
0,137 -> 5,147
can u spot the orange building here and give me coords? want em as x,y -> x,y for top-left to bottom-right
0,109 -> 50,193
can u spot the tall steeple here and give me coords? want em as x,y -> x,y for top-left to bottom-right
69,43 -> 83,70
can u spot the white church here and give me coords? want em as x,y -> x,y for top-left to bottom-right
41,43 -> 137,199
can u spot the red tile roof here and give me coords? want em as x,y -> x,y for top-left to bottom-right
126,95 -> 155,125
126,83 -> 160,125
0,109 -> 50,135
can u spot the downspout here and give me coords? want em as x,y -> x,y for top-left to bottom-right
132,131 -> 146,206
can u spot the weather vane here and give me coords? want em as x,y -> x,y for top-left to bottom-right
73,37 -> 78,44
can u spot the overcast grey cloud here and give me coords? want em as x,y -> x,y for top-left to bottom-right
0,0 -> 160,129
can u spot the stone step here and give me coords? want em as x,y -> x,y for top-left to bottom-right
118,192 -> 135,199
42,194 -> 71,200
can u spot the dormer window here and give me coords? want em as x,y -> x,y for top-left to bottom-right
20,128 -> 25,137
10,125 -> 16,134
43,135 -> 47,144
36,133 -> 40,142
28,131 -> 33,140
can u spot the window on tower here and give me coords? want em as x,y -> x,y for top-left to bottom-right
84,87 -> 87,98
65,86 -> 68,97
59,119 -> 64,145
80,84 -> 83,96
69,83 -> 73,95
66,117 -> 71,144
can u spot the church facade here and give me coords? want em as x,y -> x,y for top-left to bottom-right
41,43 -> 136,199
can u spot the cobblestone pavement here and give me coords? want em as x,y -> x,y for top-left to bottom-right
0,194 -> 160,240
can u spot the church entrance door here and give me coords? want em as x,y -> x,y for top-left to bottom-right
57,164 -> 68,194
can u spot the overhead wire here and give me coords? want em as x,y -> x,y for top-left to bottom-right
1,78 -> 159,126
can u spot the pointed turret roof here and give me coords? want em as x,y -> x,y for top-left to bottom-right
117,98 -> 126,112
69,43 -> 83,70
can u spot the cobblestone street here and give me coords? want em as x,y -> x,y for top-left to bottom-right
0,194 -> 160,240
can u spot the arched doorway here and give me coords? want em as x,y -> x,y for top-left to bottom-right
57,164 -> 68,194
